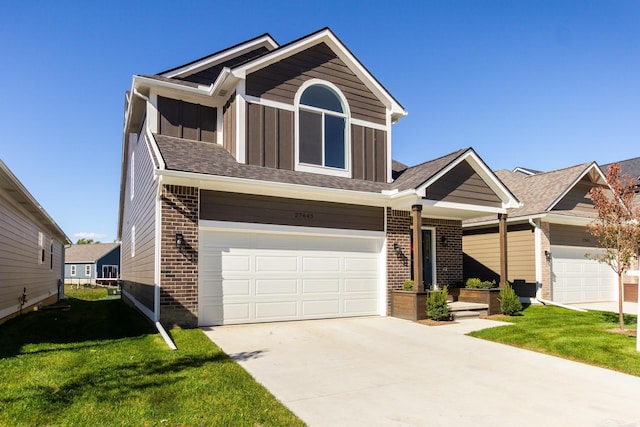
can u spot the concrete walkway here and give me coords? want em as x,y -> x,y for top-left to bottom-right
203,316 -> 640,426
568,300 -> 638,315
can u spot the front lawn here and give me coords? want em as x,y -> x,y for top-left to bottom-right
470,305 -> 640,376
0,295 -> 304,426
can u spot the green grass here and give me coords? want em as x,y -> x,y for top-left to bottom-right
470,305 -> 640,376
0,296 -> 304,426
64,284 -> 109,300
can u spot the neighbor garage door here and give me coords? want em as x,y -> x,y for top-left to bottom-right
551,245 -> 616,303
198,229 -> 383,326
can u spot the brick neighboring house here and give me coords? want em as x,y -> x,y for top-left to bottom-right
117,28 -> 519,327
601,156 -> 640,302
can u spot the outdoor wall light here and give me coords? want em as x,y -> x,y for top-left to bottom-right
175,233 -> 184,249
393,242 -> 402,257
440,235 -> 448,247
544,250 -> 551,261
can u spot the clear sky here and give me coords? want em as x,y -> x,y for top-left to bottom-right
1,0 -> 638,243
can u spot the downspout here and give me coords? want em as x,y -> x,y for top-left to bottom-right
529,218 -> 586,312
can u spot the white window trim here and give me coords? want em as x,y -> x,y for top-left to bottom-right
130,151 -> 135,201
294,79 -> 351,178
38,231 -> 45,264
70,265 -> 76,276
85,265 -> 91,277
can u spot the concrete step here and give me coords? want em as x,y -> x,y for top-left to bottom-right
451,310 -> 488,319
447,301 -> 489,320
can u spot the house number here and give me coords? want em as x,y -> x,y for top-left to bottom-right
295,212 -> 314,219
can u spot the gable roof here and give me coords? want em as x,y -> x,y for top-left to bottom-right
0,160 -> 70,244
465,162 -> 606,225
65,243 -> 120,264
602,156 -> 640,180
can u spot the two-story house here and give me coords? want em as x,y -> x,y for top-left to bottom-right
118,28 -> 519,327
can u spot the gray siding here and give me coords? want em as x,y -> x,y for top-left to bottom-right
246,43 -> 387,125
550,224 -> 596,247
120,132 -> 158,311
428,161 -> 502,208
351,124 -> 386,183
0,191 -> 64,320
157,96 -> 216,143
201,190 -> 384,231
246,102 -> 294,169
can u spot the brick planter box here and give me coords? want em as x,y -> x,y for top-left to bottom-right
390,290 -> 429,321
458,288 -> 501,315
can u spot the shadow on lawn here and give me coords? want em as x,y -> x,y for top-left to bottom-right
599,311 -> 637,326
0,297 -> 157,359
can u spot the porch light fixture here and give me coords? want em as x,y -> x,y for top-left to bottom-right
393,242 -> 402,257
440,235 -> 448,247
544,250 -> 551,261
175,233 -> 184,249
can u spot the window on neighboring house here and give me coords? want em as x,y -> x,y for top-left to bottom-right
70,265 -> 76,276
131,225 -> 136,257
50,242 -> 54,270
102,265 -> 119,279
130,151 -> 135,200
38,232 -> 45,264
85,265 -> 91,277
297,82 -> 349,176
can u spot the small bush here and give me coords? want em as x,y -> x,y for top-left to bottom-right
402,280 -> 414,291
465,278 -> 496,289
499,283 -> 523,315
426,286 -> 450,321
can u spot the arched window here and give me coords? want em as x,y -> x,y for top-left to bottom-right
297,83 -> 349,174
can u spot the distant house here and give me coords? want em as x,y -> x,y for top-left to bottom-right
0,159 -> 71,324
64,243 -> 120,285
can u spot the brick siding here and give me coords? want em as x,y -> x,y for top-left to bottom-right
159,185 -> 199,327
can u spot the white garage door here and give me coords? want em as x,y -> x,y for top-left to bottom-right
199,229 -> 383,326
551,245 -> 616,303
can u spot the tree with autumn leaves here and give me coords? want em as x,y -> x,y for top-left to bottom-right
587,163 -> 640,331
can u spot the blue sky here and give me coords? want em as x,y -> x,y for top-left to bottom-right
1,0 -> 638,243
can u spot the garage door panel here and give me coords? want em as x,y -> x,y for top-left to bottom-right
303,279 -> 340,293
255,279 -> 298,295
199,229 -> 382,326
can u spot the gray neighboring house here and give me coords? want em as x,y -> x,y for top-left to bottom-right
0,159 -> 71,324
64,243 -> 121,285
601,156 -> 640,302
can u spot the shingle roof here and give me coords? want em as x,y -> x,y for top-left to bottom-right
138,74 -> 202,89
602,156 -> 640,179
391,149 -> 467,191
466,162 -> 596,224
65,243 -> 120,264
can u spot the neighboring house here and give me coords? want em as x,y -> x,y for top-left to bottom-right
601,156 -> 640,302
118,28 -> 519,327
64,243 -> 121,285
0,159 -> 70,324
463,162 -> 613,304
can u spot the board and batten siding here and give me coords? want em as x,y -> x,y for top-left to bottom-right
463,224 -> 535,283
549,224 -> 596,247
428,161 -> 502,208
157,96 -> 216,143
222,93 -> 236,157
246,102 -> 294,169
200,190 -> 384,232
120,132 -> 158,312
351,124 -> 386,183
0,190 -> 64,321
246,43 -> 387,125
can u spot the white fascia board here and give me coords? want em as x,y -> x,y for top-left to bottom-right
162,35 -> 278,78
462,214 -> 545,229
156,169 -> 388,207
547,162 -> 606,211
146,128 -> 166,170
417,149 -> 521,209
421,199 -> 506,215
543,213 -> 594,227
134,75 -> 215,97
231,29 -> 406,118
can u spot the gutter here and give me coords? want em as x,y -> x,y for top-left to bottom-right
528,218 -> 587,312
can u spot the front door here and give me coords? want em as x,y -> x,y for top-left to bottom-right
411,229 -> 434,287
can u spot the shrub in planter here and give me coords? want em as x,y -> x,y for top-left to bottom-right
499,283 -> 523,315
465,278 -> 496,289
402,280 -> 415,291
426,286 -> 450,321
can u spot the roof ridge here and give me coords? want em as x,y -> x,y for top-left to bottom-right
521,161 -> 594,179
403,148 -> 468,170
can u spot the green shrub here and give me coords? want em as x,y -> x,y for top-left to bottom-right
402,280 -> 414,291
465,278 -> 496,289
426,286 -> 450,321
499,283 -> 523,315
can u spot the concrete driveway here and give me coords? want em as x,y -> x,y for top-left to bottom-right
203,316 -> 640,427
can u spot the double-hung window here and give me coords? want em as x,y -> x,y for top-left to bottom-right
297,83 -> 349,176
